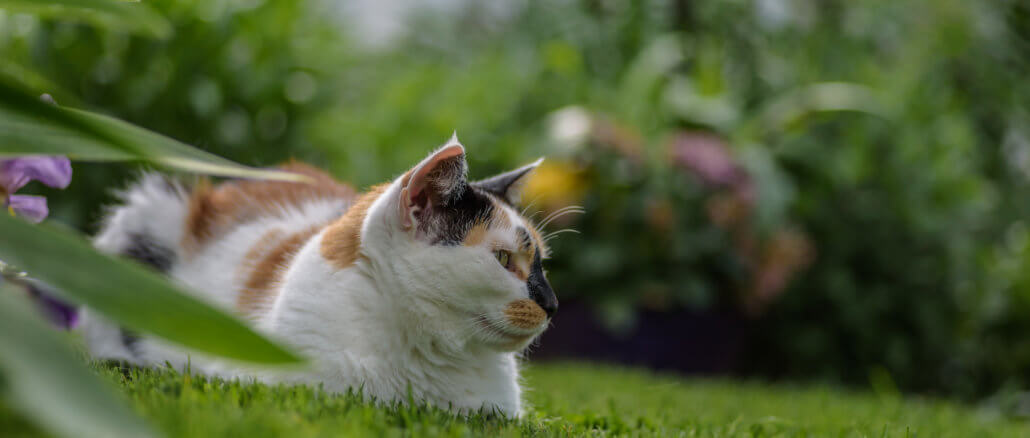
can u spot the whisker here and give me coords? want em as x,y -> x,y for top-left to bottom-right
544,228 -> 579,239
463,316 -> 494,339
537,206 -> 578,226
543,205 -> 583,220
544,229 -> 580,242
538,207 -> 585,230
464,313 -> 509,341
521,196 -> 542,217
538,207 -> 584,229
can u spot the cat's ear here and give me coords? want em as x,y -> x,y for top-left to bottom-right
472,158 -> 543,206
398,137 -> 468,230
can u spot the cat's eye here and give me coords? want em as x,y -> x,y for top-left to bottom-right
494,250 -> 511,269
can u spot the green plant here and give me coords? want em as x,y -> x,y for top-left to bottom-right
0,2 -> 313,437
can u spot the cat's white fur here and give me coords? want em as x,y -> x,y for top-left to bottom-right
78,138 -> 551,416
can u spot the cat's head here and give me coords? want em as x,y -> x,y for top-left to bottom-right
321,135 -> 558,352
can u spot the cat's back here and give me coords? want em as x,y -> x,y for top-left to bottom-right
95,162 -> 356,314
85,162 -> 355,364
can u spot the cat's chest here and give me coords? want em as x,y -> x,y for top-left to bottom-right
273,310 -> 522,414
343,349 -> 522,415
261,238 -> 523,415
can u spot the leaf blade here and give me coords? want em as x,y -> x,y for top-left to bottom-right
0,0 -> 172,38
0,287 -> 154,438
0,77 -> 311,182
0,214 -> 304,365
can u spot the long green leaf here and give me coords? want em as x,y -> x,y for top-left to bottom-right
755,82 -> 888,133
0,78 -> 310,182
0,0 -> 172,38
0,214 -> 303,365
0,287 -> 153,438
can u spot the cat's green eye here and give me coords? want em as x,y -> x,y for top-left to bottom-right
494,250 -> 511,269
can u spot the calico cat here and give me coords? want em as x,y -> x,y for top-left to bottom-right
78,135 -> 557,416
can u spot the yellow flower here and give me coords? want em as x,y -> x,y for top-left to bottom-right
523,160 -> 586,216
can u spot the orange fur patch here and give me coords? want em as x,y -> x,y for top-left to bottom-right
462,221 -> 491,247
320,183 -> 392,269
462,205 -> 510,247
525,222 -> 547,258
238,225 -> 321,315
183,162 -> 356,253
504,299 -> 547,329
236,228 -> 286,308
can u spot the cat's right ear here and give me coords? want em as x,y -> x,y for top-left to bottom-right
398,139 -> 468,231
472,158 -> 543,206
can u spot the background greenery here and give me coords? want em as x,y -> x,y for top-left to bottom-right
3,0 -> 1030,408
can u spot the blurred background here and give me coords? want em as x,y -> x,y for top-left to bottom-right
4,0 -> 1030,411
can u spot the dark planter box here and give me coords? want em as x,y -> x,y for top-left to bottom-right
528,299 -> 748,375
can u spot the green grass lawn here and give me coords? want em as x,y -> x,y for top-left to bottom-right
2,361 -> 1027,437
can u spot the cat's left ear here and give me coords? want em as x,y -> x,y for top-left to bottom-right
472,158 -> 543,206
398,137 -> 468,230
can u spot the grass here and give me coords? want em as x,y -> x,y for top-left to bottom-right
2,361 -> 1027,437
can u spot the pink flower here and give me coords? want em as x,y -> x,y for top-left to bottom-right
0,156 -> 72,223
669,132 -> 742,187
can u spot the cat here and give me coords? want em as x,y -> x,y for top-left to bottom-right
77,135 -> 558,417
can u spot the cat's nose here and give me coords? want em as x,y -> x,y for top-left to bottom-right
527,249 -> 557,318
528,272 -> 558,318
536,292 -> 558,318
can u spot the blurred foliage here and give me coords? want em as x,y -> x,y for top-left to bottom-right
0,285 -> 151,438
3,0 -> 1030,401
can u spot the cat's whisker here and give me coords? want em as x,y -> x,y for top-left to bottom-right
538,206 -> 585,230
543,228 -> 580,242
551,205 -> 585,217
543,227 -> 577,238
521,197 -> 542,217
540,205 -> 583,223
464,313 -> 507,340
537,207 -> 582,230
536,206 -> 573,227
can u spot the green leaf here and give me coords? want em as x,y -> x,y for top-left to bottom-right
0,0 -> 172,38
0,214 -> 304,365
0,77 -> 311,182
0,287 -> 154,438
755,82 -> 888,134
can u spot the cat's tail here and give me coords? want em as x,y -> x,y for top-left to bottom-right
81,173 -> 192,362
93,173 -> 191,270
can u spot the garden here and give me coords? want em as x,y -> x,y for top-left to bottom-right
2,0 -> 1030,436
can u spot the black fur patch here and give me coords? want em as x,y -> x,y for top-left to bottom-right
419,183 -> 497,245
117,233 -> 176,358
123,233 -> 175,272
120,329 -> 142,357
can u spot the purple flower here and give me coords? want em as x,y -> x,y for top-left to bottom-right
669,132 -> 742,187
0,156 -> 72,223
0,156 -> 77,329
27,281 -> 79,329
